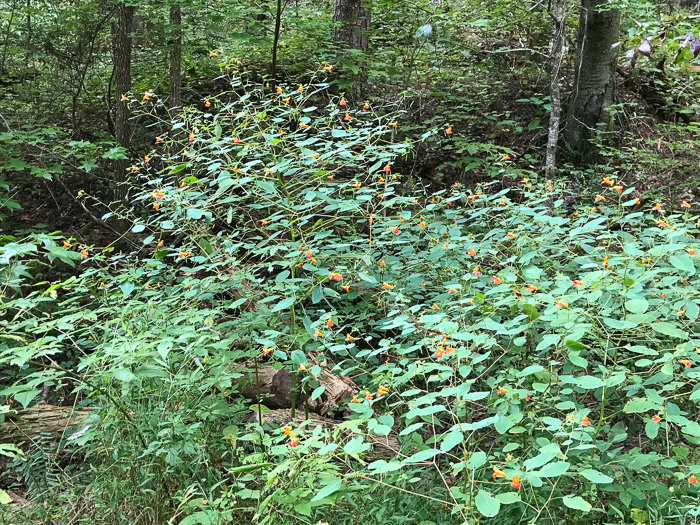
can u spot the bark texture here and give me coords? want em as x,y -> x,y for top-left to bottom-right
545,0 -> 566,173
566,0 -> 620,163
238,364 -> 357,416
168,4 -> 182,109
332,0 -> 371,51
111,3 -> 135,202
0,404 -> 90,444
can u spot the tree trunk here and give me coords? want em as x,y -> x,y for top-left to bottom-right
0,404 -> 90,444
565,0 -> 620,163
168,4 -> 182,109
332,0 -> 371,51
111,3 -> 135,203
545,0 -> 566,174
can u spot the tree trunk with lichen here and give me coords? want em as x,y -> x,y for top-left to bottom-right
566,0 -> 620,164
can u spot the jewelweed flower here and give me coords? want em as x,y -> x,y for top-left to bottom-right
497,386 -> 508,394
289,437 -> 299,448
351,396 -> 360,403
682,201 -> 691,208
681,359 -> 691,368
690,476 -> 697,484
581,416 -> 591,426
431,303 -> 440,310
326,318 -> 334,327
613,185 -> 623,193
345,334 -> 355,342
573,280 -> 583,287
688,249 -> 695,256
445,126 -> 452,135
510,475 -> 521,489
381,282 -> 394,289
652,415 -> 662,423
653,203 -> 662,211
472,267 -> 481,275
376,384 -> 389,397
491,275 -> 502,285
492,467 -> 508,479
365,391 -> 373,400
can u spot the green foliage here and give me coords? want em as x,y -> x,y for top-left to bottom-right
3,75 -> 700,524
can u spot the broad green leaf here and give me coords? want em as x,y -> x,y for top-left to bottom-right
562,495 -> 591,512
403,448 -> 440,464
653,322 -> 688,339
440,431 -> 463,453
625,298 -> 649,314
271,296 -> 295,312
579,469 -> 613,484
311,479 -> 342,502
475,490 -> 500,517
466,450 -> 487,469
669,253 -> 695,275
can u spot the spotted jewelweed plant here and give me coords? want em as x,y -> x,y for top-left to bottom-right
2,68 -> 700,524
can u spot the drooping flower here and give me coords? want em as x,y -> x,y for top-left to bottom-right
345,334 -> 355,342
431,303 -> 440,310
681,359 -> 691,368
120,94 -> 129,102
445,126 -> 452,135
289,436 -> 299,447
381,282 -> 394,289
364,391 -> 373,400
313,328 -> 323,338
209,50 -> 218,57
497,386 -> 508,394
491,275 -> 502,285
652,415 -> 662,423
573,280 -> 583,287
510,475 -> 521,489
376,384 -> 389,397
581,416 -> 591,426
326,318 -> 334,328
682,201 -> 691,208
472,267 -> 481,276
689,475 -> 697,484
555,298 -> 567,308
339,97 -> 346,106
492,467 -> 508,479
688,248 -> 696,256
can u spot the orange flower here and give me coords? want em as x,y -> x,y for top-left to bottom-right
143,92 -> 152,101
352,181 -> 362,189
339,97 -> 346,106
305,249 -> 313,258
505,232 -> 516,238
389,121 -> 398,128
652,415 -> 661,423
498,154 -> 510,162
688,248 -> 696,256
601,177 -> 614,186
381,282 -> 394,289
262,347 -> 273,356
120,94 -> 129,102
298,363 -> 307,371
341,285 -> 350,292
188,133 -> 194,142
283,425 -> 294,436
383,163 -> 391,172
681,359 -> 691,368
595,195 -> 606,202
635,198 -> 640,204
689,476 -> 697,484
289,436 -> 299,447
345,334 -> 355,342
613,185 -> 623,193
527,284 -> 538,292
153,203 -> 159,210
313,328 -> 323,338
602,256 -> 608,268
431,303 -> 440,310
467,248 -> 476,256
81,250 -> 88,259
283,97 -> 290,104
445,126 -> 452,135
491,275 -> 502,285
351,396 -> 360,403
326,318 -> 334,327
497,386 -> 508,394
555,298 -> 567,308
376,384 -> 389,397
448,288 -> 458,293
322,65 -> 333,72
155,136 -> 163,143
653,203 -> 662,211
492,467 -> 508,479
63,240 -> 72,248
581,416 -> 591,426
573,280 -> 583,287
344,112 -> 351,121
658,220 -> 668,228
472,267 -> 481,275
204,99 -> 211,107
682,201 -> 691,208
510,475 -> 521,489
364,391 -> 373,400
276,86 -> 283,94
209,50 -> 218,57
678,309 -> 686,317
297,85 -> 303,93
363,102 -> 369,110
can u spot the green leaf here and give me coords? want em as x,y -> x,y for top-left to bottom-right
645,420 -> 659,439
562,495 -> 591,512
669,253 -> 695,275
311,479 -> 342,502
311,385 -> 325,401
132,224 -> 146,233
517,365 -> 544,377
0,489 -> 12,505
112,369 -> 135,382
496,492 -> 521,504
579,469 -> 613,484
625,298 -> 649,314
440,431 -> 463,453
466,450 -> 487,469
344,436 -> 370,455
227,462 -> 272,473
403,448 -> 440,464
653,322 -> 688,339
475,490 -> 501,517
536,461 -> 569,478
271,296 -> 295,312
560,375 -> 604,389
524,451 -> 555,471
624,397 -> 655,413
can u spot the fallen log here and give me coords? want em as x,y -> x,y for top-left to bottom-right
0,404 -> 90,444
248,408 -> 403,461
238,364 -> 356,416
